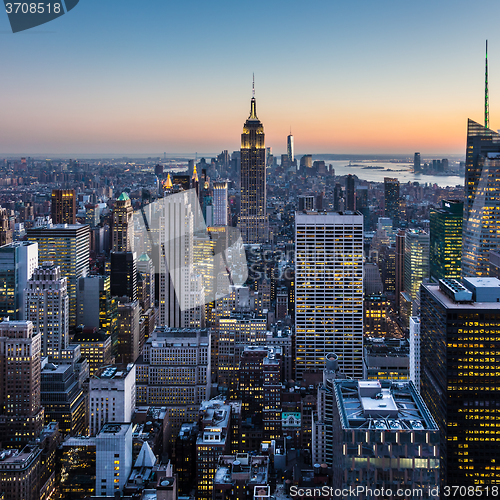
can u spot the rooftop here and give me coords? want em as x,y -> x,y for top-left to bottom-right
424,282 -> 500,310
335,380 -> 438,431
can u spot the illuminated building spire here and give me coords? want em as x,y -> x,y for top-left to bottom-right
249,75 -> 257,119
165,173 -> 173,190
485,40 -> 489,129
192,163 -> 198,182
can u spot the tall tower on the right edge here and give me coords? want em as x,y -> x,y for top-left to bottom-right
239,79 -> 268,244
462,41 -> 500,276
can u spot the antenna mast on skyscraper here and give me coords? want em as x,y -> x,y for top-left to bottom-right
485,40 -> 489,129
252,73 -> 255,98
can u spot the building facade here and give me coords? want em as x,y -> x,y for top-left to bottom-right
27,224 -> 90,328
462,119 -> 500,276
239,94 -> 268,244
295,211 -> 364,379
429,199 -> 463,281
421,278 -> 500,487
0,241 -> 38,319
25,262 -> 69,357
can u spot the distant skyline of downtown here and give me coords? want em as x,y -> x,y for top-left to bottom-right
2,0 -> 500,155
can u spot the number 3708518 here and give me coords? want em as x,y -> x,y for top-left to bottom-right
5,3 -> 62,14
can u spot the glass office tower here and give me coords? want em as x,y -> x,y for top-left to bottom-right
430,199 -> 463,281
462,119 -> 500,276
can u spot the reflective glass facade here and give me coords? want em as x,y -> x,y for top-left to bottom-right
430,200 -> 463,281
462,119 -> 500,276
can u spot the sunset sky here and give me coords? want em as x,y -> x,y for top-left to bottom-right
0,0 -> 499,156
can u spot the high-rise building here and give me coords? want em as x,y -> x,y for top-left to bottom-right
409,316 -> 421,391
429,199 -> 463,281
159,190 -> 204,328
216,312 -> 268,393
287,131 -> 294,165
395,230 -> 405,313
116,298 -> 140,364
40,360 -> 86,436
72,327 -> 113,376
325,379 -> 439,495
0,320 -> 44,447
136,253 -> 155,312
110,250 -> 137,303
85,203 -> 100,227
239,90 -> 268,243
384,177 -> 400,227
77,275 -> 109,329
51,189 -> 76,225
404,229 -> 429,315
113,192 -> 134,252
345,174 -> 355,211
0,241 -> 38,319
414,152 -> 421,173
238,345 -> 282,440
213,180 -> 228,226
421,278 -> 500,487
0,207 -> 12,246
25,262 -> 69,358
295,211 -> 364,380
462,119 -> 500,276
95,422 -> 133,498
196,400 -> 232,500
89,364 -> 136,435
27,224 -> 90,328
135,326 -> 211,439
0,444 -> 42,500
300,154 -> 312,171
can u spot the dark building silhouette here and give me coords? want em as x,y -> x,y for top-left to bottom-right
345,174 -> 355,211
384,177 -> 400,227
51,189 -> 76,225
110,251 -> 137,302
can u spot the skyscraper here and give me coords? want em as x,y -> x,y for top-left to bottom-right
112,192 -> 134,252
413,152 -> 421,173
345,174 -> 355,211
395,230 -> 405,313
295,211 -> 364,380
27,224 -> 90,328
0,320 -> 44,447
110,251 -> 137,302
421,278 -> 500,487
159,190 -> 205,328
384,177 -> 400,227
429,200 -> 463,281
403,229 -> 429,315
239,86 -> 268,243
287,131 -> 294,165
461,119 -> 500,276
213,180 -> 228,226
0,207 -> 12,246
51,189 -> 76,225
25,262 -> 69,358
0,241 -> 38,319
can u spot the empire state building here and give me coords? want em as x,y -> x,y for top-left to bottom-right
239,90 -> 268,243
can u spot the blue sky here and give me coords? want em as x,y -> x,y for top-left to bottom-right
0,0 -> 499,155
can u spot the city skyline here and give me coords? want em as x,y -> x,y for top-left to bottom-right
1,0 -> 500,154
